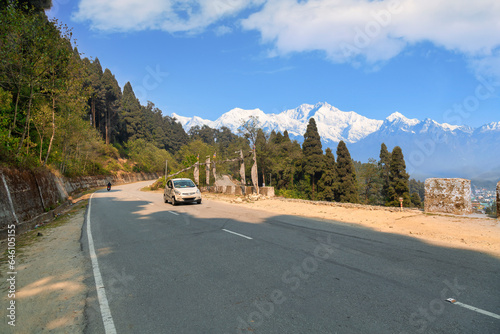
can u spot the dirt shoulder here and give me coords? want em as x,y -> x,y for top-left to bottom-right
204,193 -> 500,258
0,201 -> 89,333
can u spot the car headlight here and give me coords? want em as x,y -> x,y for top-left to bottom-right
174,190 -> 181,195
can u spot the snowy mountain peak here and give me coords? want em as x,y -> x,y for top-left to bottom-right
386,112 -> 419,126
478,121 -> 500,133
283,103 -> 315,120
171,113 -> 192,126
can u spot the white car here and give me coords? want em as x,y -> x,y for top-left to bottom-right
164,178 -> 202,205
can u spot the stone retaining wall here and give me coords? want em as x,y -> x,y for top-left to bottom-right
0,168 -> 159,239
424,178 -> 472,215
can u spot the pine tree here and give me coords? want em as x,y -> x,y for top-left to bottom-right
379,143 -> 391,203
359,158 -> 382,204
411,192 -> 422,208
87,58 -> 105,131
409,178 -> 425,203
302,118 -> 323,200
120,82 -> 143,143
335,141 -> 358,203
283,130 -> 290,142
387,146 -> 411,206
101,68 -> 121,144
318,148 -> 337,201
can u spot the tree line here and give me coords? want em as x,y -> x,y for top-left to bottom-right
0,1 -> 424,207
250,117 -> 423,207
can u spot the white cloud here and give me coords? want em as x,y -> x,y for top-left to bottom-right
241,0 -> 500,75
72,0 -> 500,78
73,0 -> 264,33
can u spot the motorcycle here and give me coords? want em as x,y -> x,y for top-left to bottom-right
107,184 -> 111,191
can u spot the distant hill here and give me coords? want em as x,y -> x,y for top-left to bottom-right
172,102 -> 500,182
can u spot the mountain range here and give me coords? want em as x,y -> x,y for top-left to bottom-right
171,102 -> 500,183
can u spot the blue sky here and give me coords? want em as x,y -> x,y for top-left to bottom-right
47,0 -> 500,128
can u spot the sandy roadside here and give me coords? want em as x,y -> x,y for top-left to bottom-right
204,193 -> 500,258
0,191 -> 498,333
0,201 -> 89,334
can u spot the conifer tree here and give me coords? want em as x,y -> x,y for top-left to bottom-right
409,178 -> 425,203
318,148 -> 337,201
387,146 -> 411,206
359,158 -> 382,204
120,82 -> 143,143
302,118 -> 323,199
283,130 -> 290,142
379,143 -> 392,203
335,141 -> 358,203
411,192 -> 422,208
87,58 -> 105,130
101,68 -> 121,144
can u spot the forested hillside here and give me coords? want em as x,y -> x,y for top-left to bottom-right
0,1 -> 424,207
0,1 -> 187,176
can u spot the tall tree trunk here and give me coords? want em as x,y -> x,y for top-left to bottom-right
44,94 -> 56,165
105,106 -> 110,145
91,97 -> 96,128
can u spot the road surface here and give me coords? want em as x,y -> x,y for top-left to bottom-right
82,181 -> 500,333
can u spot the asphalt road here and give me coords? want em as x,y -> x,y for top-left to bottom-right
82,181 -> 500,333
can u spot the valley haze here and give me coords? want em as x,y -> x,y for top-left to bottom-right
172,102 -> 500,183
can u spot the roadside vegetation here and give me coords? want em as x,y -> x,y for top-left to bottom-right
0,1 -> 424,208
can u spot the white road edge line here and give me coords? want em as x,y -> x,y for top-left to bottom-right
87,193 -> 117,334
169,211 -> 180,215
446,298 -> 500,320
222,229 -> 253,240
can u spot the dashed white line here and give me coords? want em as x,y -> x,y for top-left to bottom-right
446,298 -> 500,320
169,211 -> 180,216
87,193 -> 117,334
222,229 -> 253,240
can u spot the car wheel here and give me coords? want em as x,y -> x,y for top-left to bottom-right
172,196 -> 178,206
197,200 -> 202,204
164,195 -> 168,203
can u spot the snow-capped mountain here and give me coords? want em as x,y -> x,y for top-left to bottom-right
171,102 -> 500,181
173,102 -> 383,143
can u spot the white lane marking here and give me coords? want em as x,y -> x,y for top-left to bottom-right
169,211 -> 180,216
87,193 -> 117,334
446,298 -> 500,320
222,229 -> 253,240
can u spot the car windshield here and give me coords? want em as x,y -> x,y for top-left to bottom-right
173,180 -> 196,188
